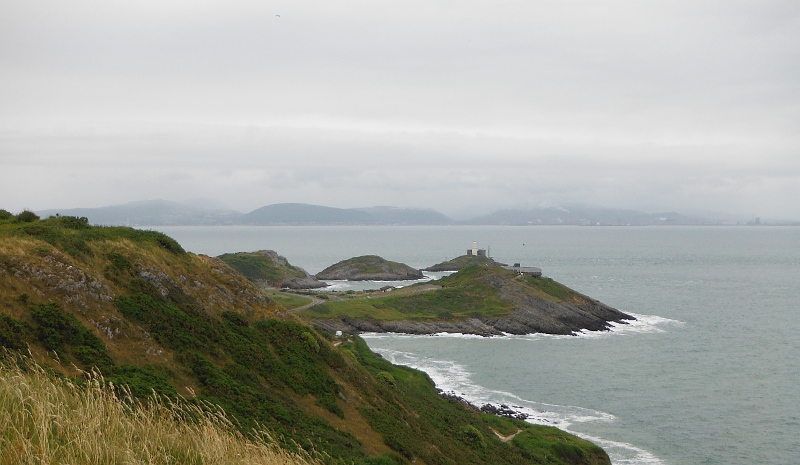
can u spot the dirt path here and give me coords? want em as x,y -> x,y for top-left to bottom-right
292,295 -> 326,312
490,427 -> 522,443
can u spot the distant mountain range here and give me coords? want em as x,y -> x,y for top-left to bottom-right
38,200 -> 728,226
38,200 -> 244,226
243,204 -> 452,225
38,201 -> 454,226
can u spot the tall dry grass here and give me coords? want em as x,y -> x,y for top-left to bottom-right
0,354 -> 319,465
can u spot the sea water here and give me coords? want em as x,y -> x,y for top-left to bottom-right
151,225 -> 800,464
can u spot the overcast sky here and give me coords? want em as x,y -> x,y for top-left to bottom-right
2,1 -> 798,220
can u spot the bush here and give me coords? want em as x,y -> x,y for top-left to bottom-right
0,209 -> 12,221
301,331 -> 320,353
156,235 -> 185,254
458,424 -> 486,449
0,315 -> 30,350
104,252 -> 133,281
375,371 -> 396,388
30,303 -> 114,371
58,215 -> 90,229
15,210 -> 40,223
107,364 -> 178,398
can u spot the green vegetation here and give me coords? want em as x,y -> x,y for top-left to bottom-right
299,265 -> 596,330
0,314 -> 29,350
316,255 -> 422,280
302,286 -> 513,321
218,251 -> 307,287
2,303 -> 175,398
341,336 -> 610,464
268,291 -> 314,309
512,427 -> 607,463
0,213 -> 611,464
15,210 -> 40,223
31,302 -> 114,371
0,354 -> 320,465
0,213 -> 185,257
300,265 -> 516,321
424,254 -> 497,271
523,275 -> 584,303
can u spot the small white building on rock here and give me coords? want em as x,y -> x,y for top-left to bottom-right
467,241 -> 487,257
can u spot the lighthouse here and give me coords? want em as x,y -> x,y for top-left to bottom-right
467,241 -> 487,257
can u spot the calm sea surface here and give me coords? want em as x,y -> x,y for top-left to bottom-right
151,225 -> 800,465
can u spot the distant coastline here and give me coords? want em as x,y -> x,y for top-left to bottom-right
36,199 -> 789,227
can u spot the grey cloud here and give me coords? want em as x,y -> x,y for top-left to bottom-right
1,1 -> 798,220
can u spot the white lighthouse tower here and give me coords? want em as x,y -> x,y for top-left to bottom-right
467,241 -> 486,257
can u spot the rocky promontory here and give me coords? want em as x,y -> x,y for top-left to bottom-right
315,255 -> 424,281
302,264 -> 634,336
218,250 -> 326,289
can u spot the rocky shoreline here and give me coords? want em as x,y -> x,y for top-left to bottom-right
311,292 -> 634,337
438,390 -> 563,426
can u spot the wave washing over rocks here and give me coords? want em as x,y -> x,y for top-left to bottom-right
362,314 -> 683,464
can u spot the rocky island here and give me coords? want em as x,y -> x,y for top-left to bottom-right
302,264 -> 634,336
315,254 -> 424,281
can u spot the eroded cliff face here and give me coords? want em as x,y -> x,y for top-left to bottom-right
0,235 -> 285,369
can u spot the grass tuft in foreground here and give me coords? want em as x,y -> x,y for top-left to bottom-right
0,352 -> 319,465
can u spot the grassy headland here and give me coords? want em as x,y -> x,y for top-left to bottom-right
0,210 -> 611,464
299,264 -> 632,336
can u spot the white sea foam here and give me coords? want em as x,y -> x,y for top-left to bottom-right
319,271 -> 452,292
362,311 -> 682,341
368,345 -> 665,465
361,332 -> 488,340
551,312 -> 685,339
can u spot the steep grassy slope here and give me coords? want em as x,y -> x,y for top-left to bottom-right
0,212 -> 610,465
